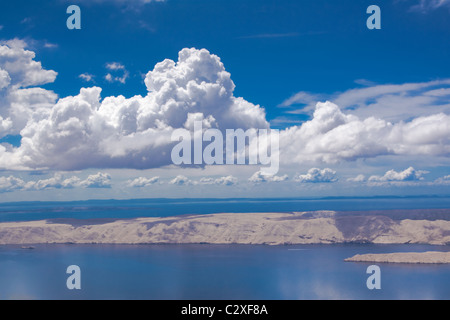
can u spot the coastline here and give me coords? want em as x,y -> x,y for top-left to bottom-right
0,210 -> 449,246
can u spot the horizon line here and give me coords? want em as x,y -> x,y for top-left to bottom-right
1,194 -> 450,206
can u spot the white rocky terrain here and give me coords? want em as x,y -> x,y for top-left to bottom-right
345,251 -> 450,264
0,211 -> 449,246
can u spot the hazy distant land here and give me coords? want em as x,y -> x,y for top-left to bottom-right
0,210 -> 449,246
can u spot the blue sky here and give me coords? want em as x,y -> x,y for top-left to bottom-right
3,0 -> 450,117
0,0 -> 450,201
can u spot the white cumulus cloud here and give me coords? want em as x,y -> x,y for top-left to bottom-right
169,175 -> 238,186
0,46 -> 268,171
248,171 -> 288,183
368,167 -> 429,182
0,172 -> 111,192
23,174 -> 80,191
295,168 -> 338,183
0,40 -> 58,138
169,175 -> 191,186
0,175 -> 26,192
279,101 -> 450,165
127,176 -> 160,187
78,172 -> 112,188
199,175 -> 238,186
0,39 -> 57,88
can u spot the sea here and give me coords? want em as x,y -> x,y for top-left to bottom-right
0,196 -> 449,300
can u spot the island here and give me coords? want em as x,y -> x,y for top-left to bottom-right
0,210 -> 449,246
345,251 -> 450,264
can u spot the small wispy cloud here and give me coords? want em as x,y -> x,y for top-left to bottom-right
106,62 -> 125,71
82,0 -> 165,3
79,73 -> 95,83
43,42 -> 58,49
238,32 -> 300,40
347,174 -> 366,183
410,0 -> 450,12
280,79 -> 450,122
71,0 -> 166,12
138,20 -> 156,33
238,31 -> 324,40
20,17 -> 31,24
278,91 -> 326,109
105,62 -> 129,84
354,79 -> 377,87
434,175 -> 450,185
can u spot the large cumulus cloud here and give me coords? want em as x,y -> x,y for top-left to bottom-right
0,45 -> 268,170
279,101 -> 450,165
0,39 -> 58,138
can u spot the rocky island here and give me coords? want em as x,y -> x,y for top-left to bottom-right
345,251 -> 450,264
0,210 -> 449,246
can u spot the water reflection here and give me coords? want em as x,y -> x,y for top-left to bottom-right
0,244 -> 449,300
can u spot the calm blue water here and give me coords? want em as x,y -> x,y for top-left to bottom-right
1,196 -> 450,222
0,244 -> 449,300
